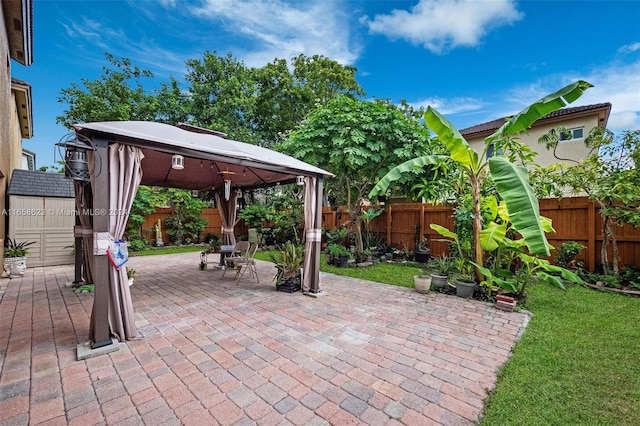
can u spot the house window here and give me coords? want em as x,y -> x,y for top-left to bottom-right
486,143 -> 503,159
560,127 -> 584,142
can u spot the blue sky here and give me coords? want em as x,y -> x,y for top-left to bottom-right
13,0 -> 640,169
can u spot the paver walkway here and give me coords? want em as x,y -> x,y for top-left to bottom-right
0,252 -> 529,425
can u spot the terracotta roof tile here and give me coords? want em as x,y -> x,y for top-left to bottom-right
460,102 -> 612,137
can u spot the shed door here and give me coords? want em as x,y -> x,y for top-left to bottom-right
8,196 -> 75,267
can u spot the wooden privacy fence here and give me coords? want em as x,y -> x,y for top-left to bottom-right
321,197 -> 639,272
141,197 -> 639,271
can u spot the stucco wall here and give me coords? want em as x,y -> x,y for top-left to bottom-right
1,4 -> 11,263
467,113 -> 600,169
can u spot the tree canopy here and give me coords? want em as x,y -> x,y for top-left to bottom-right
278,96 -> 434,251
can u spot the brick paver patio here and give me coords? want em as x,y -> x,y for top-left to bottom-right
0,252 -> 529,425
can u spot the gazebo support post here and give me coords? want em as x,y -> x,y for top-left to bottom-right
91,139 -> 112,349
73,215 -> 84,285
310,177 -> 323,293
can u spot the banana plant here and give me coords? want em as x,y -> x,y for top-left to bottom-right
370,80 -> 592,280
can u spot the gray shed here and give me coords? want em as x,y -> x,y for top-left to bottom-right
7,169 -> 75,267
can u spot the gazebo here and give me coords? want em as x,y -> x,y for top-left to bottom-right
63,121 -> 332,356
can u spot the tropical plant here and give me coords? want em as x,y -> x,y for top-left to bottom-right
432,255 -> 455,276
326,243 -> 350,258
3,239 -> 36,258
126,268 -> 136,280
554,241 -> 586,269
370,80 -> 593,281
268,241 -> 305,284
164,189 -> 208,244
474,253 -> 583,299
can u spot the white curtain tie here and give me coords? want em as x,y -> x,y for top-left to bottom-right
306,229 -> 322,242
222,226 -> 234,233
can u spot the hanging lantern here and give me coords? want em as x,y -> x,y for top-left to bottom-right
296,175 -> 305,186
56,136 -> 92,181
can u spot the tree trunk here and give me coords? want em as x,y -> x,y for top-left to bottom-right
601,215 -> 609,276
471,174 -> 483,282
610,219 -> 620,275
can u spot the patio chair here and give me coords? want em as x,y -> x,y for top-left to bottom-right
221,241 -> 251,279
225,242 -> 260,283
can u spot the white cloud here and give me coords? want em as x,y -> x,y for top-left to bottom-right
566,59 -> 640,132
190,0 -> 360,66
618,42 -> 640,54
411,96 -> 486,115
364,0 -> 523,54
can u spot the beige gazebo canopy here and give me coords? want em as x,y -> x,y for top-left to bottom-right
71,121 -> 332,353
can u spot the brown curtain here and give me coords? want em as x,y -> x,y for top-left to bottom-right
216,192 -> 238,245
107,144 -> 144,341
302,176 -> 321,293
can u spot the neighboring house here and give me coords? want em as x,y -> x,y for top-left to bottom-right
22,147 -> 35,170
460,103 -> 612,168
1,0 -> 34,266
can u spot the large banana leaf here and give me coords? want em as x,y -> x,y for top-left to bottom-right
368,155 -> 447,197
480,221 -> 507,251
425,107 -> 479,171
488,156 -> 551,256
486,80 -> 593,142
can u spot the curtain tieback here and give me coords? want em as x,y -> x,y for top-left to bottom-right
306,229 -> 322,242
221,226 -> 234,234
74,225 -> 94,237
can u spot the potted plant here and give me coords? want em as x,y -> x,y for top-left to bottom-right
269,241 -> 305,292
413,268 -> 432,293
414,235 -> 431,263
431,255 -> 454,288
453,257 -> 476,298
126,268 -> 137,286
3,239 -> 35,277
326,243 -> 350,267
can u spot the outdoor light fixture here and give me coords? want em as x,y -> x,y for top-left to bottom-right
296,176 -> 305,186
57,135 -> 92,181
219,169 -> 235,201
171,154 -> 184,170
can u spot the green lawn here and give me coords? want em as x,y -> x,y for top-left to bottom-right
129,245 -> 204,256
256,249 -> 640,425
481,283 -> 640,425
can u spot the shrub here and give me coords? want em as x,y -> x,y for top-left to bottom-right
555,241 -> 586,269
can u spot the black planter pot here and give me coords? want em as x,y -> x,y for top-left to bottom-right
276,276 -> 301,293
337,254 -> 350,268
414,250 -> 431,263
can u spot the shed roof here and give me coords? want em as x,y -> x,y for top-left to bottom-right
8,169 -> 74,198
74,121 -> 333,191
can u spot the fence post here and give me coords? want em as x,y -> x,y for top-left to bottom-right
386,205 -> 392,247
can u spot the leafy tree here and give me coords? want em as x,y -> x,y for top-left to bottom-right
186,52 -> 365,146
127,186 -> 159,246
184,51 -> 257,143
370,80 -> 592,281
56,53 -> 168,128
539,128 -> 640,275
279,96 -> 433,252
